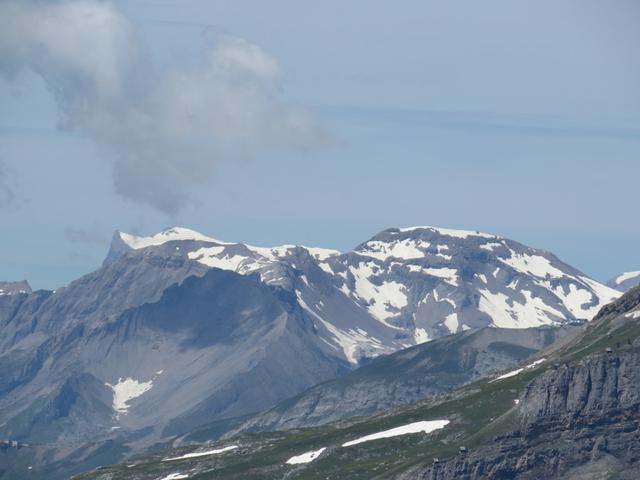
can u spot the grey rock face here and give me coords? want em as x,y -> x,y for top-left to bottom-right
400,352 -> 640,480
0,280 -> 31,296
0,257 -> 346,479
221,326 -> 575,438
102,226 -> 620,366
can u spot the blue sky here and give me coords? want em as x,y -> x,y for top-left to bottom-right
1,0 -> 639,289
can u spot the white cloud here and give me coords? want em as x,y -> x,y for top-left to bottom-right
0,0 -> 324,213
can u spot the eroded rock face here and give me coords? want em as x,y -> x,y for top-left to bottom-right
401,352 -> 640,480
0,280 -> 31,296
221,326 -> 574,438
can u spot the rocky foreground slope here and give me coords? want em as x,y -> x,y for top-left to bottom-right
401,351 -> 640,479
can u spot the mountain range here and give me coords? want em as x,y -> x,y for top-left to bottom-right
75,285 -> 640,480
0,226 -> 623,478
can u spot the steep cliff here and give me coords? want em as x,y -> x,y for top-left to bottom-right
401,351 -> 640,479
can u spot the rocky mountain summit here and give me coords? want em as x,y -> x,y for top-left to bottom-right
109,226 -> 620,362
0,280 -> 31,296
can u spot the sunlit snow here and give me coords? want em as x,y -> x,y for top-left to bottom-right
499,250 -> 565,279
105,377 -> 153,415
414,328 -> 431,344
398,226 -> 496,239
348,262 -> 408,325
297,294 -> 386,363
356,239 -> 425,261
614,271 -> 640,286
120,227 -> 228,249
490,358 -> 546,382
163,445 -> 238,462
158,474 -> 189,480
342,420 -> 450,447
443,313 -> 459,333
478,289 -> 564,328
286,447 -> 327,465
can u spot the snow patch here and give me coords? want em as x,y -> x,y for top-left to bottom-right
105,377 -> 153,415
414,328 -> 431,344
342,420 -> 450,447
348,262 -> 408,324
188,247 -> 253,272
443,313 -> 459,333
614,271 -> 640,285
158,474 -> 189,480
286,447 -> 327,465
500,251 -> 565,279
297,294 -> 386,363
579,276 -> 622,311
306,247 -> 340,261
120,227 -> 227,249
478,289 -> 564,328
551,282 -> 593,318
398,226 -> 496,239
318,262 -> 334,275
356,239 -> 426,261
422,267 -> 459,287
480,242 -> 502,251
163,446 -> 238,462
491,358 -> 546,382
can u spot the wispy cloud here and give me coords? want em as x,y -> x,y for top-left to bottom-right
0,159 -> 16,208
64,226 -> 109,246
321,106 -> 640,142
0,0 -> 325,213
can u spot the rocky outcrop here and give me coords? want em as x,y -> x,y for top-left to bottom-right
400,351 -> 640,479
0,280 -> 31,295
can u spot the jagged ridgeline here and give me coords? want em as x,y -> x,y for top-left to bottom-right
0,226 -> 623,479
74,287 -> 640,480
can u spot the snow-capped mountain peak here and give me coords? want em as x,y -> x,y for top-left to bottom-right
607,271 -> 640,292
107,226 -> 340,288
0,280 -> 32,296
397,225 -> 499,239
118,227 -> 232,249
104,225 -> 621,365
